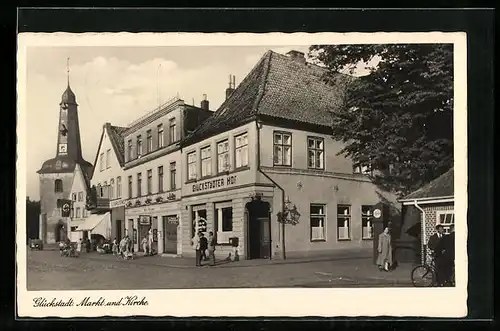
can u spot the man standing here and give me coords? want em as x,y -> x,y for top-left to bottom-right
207,231 -> 216,266
200,232 -> 208,262
192,232 -> 201,267
438,224 -> 455,285
428,224 -> 445,285
148,227 -> 154,255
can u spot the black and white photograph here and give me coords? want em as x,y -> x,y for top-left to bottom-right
16,32 -> 467,317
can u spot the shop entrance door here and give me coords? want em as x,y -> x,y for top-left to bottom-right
163,216 -> 178,254
138,224 -> 149,251
246,198 -> 271,259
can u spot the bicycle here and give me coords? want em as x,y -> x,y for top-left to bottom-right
411,254 -> 455,287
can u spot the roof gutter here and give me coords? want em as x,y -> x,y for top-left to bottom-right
412,199 -> 426,264
400,197 -> 454,205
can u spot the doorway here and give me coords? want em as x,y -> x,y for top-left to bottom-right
163,215 -> 178,254
116,220 -> 122,241
55,221 -> 66,243
138,224 -> 150,252
246,198 -> 271,259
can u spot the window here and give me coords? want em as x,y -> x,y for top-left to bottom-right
136,135 -> 143,157
82,209 -> 87,218
78,192 -> 83,202
217,140 -> 230,173
100,153 -> 105,171
187,152 -> 197,180
157,124 -> 164,148
170,162 -> 177,190
436,210 -> 455,234
169,118 -> 177,144
128,176 -> 133,198
337,205 -> 351,240
201,146 -> 212,177
353,163 -> 372,175
235,133 -> 248,168
191,208 -> 207,238
106,149 -> 111,168
158,166 -> 164,193
109,179 -> 115,199
362,205 -> 373,239
76,207 -> 81,218
214,203 -> 233,243
310,204 -> 326,241
147,169 -> 152,194
72,193 -> 77,201
273,132 -> 292,166
137,173 -> 142,196
127,140 -> 133,161
116,176 -> 122,198
71,207 -> 74,218
308,137 -> 324,169
146,130 -> 153,153
54,179 -> 63,193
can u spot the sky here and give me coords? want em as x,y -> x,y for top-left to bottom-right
25,45 -> 316,200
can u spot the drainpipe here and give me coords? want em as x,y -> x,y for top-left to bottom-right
413,200 -> 426,264
256,120 -> 286,260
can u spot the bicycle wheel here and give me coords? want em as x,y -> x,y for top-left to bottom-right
411,265 -> 436,287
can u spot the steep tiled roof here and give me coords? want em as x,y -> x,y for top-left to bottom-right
106,124 -> 127,167
182,50 -> 353,145
402,168 -> 454,200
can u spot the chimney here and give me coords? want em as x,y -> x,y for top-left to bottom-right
225,75 -> 236,100
286,50 -> 306,64
200,94 -> 209,110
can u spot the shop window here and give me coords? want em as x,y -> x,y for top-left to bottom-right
273,131 -> 292,166
308,137 -> 324,169
157,124 -> 164,148
191,208 -> 207,238
235,133 -> 248,168
116,176 -> 122,198
214,203 -> 233,244
310,204 -> 326,241
187,152 -> 197,180
54,179 -> 63,193
337,205 -> 351,240
362,205 -> 374,239
217,139 -> 230,173
436,210 -> 455,234
201,146 -> 212,177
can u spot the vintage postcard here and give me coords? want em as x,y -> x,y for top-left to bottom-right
16,32 -> 467,317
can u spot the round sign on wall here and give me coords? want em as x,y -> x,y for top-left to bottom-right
62,203 -> 70,212
373,209 -> 382,218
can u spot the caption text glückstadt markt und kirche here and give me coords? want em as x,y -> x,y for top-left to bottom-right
32,295 -> 149,307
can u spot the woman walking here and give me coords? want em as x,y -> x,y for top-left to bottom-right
376,227 -> 393,272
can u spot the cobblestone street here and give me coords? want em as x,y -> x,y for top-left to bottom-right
26,248 -> 414,290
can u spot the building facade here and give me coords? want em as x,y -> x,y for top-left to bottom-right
123,97 -> 213,254
67,164 -> 91,242
37,83 -> 93,244
179,50 -> 400,260
399,168 -> 454,264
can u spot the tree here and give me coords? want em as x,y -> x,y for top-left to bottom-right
309,44 -> 454,196
26,197 -> 41,243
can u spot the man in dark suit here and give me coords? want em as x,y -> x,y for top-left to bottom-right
427,225 -> 445,285
437,224 -> 455,285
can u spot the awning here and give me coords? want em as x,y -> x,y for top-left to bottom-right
76,212 -> 111,238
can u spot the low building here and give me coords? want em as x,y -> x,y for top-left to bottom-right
67,163 -> 91,242
180,50 -> 399,260
123,96 -> 213,254
398,167 -> 454,264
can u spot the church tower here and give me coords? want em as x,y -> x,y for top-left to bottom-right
37,60 -> 93,244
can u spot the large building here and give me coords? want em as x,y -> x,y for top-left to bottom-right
122,96 -> 213,254
37,82 -> 93,244
179,50 -> 399,260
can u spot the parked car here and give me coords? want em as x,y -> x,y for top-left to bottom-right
29,239 -> 43,250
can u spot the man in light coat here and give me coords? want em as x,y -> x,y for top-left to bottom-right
192,232 -> 201,267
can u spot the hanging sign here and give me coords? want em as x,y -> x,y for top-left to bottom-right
373,209 -> 382,219
139,215 -> 151,225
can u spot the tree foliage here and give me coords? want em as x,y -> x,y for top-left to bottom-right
309,44 -> 454,196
